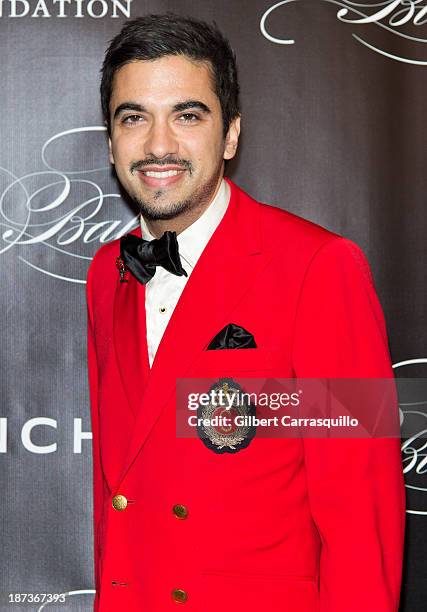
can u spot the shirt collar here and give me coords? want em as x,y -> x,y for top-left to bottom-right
139,178 -> 230,270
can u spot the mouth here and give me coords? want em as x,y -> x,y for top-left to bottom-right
136,166 -> 187,187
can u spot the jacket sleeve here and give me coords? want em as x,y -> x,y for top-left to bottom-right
291,236 -> 406,611
86,256 -> 102,611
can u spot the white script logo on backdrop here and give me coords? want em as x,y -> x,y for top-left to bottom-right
261,0 -> 427,66
394,359 -> 427,516
0,126 -> 138,284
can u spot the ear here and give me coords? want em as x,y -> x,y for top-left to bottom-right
106,120 -> 115,165
108,136 -> 115,165
224,115 -> 241,160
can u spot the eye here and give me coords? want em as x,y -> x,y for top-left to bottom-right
178,113 -> 199,123
122,114 -> 144,125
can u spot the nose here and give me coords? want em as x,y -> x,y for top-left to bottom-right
143,118 -> 179,160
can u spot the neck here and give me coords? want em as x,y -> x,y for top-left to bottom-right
143,175 -> 224,238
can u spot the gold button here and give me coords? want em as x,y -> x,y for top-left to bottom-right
171,588 -> 188,603
173,504 -> 188,519
112,494 -> 128,511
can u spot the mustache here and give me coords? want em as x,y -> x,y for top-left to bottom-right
130,158 -> 193,173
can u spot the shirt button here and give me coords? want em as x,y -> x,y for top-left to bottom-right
159,306 -> 167,313
112,494 -> 128,511
171,588 -> 188,603
172,504 -> 188,519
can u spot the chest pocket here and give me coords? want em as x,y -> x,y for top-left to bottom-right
192,347 -> 277,375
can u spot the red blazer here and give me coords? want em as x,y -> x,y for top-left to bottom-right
87,178 -> 405,611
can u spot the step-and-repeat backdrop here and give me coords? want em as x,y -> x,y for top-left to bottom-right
1,1 -> 426,610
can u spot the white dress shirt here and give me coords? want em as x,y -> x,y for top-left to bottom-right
140,179 -> 231,367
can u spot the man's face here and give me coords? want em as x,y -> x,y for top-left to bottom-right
108,55 -> 240,220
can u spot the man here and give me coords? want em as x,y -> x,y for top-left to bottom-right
86,13 -> 406,612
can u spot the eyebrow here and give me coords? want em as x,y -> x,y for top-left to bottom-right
173,100 -> 211,114
113,99 -> 212,121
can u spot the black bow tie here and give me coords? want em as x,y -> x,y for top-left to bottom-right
119,231 -> 188,285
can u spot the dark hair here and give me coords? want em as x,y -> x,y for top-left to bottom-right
100,13 -> 240,137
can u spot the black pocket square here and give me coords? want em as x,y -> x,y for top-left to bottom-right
206,323 -> 257,350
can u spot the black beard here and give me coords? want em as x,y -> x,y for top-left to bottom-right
132,163 -> 223,222
134,195 -> 194,221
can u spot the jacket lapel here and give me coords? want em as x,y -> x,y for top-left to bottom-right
113,263 -> 150,421
114,179 -> 273,487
